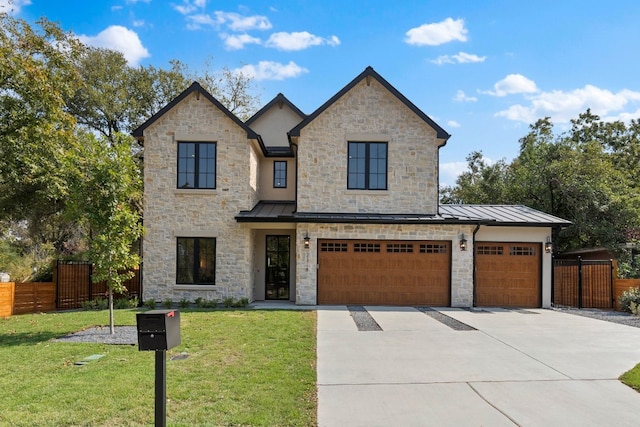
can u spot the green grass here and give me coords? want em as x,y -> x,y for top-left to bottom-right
0,309 -> 317,426
620,363 -> 640,392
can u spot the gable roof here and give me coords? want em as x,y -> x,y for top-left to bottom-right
288,66 -> 450,142
245,93 -> 306,126
245,93 -> 305,157
132,81 -> 260,141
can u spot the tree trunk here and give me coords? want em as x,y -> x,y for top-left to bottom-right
109,287 -> 115,334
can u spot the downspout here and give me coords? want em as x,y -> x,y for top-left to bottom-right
292,142 -> 298,213
471,223 -> 481,307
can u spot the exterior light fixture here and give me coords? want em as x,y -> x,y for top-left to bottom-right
303,233 -> 310,249
545,236 -> 553,253
459,234 -> 467,251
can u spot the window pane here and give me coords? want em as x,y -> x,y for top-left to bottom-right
274,161 -> 287,188
176,238 -> 195,284
198,238 -> 216,283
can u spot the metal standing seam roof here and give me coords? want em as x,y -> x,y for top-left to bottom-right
236,202 -> 571,227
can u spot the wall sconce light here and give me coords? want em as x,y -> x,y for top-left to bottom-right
303,233 -> 310,249
545,236 -> 553,253
459,234 -> 467,251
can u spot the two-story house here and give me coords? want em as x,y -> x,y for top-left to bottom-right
133,66 -> 570,308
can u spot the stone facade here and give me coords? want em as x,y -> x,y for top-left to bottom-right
296,78 -> 442,215
295,223 -> 475,306
142,91 -> 258,302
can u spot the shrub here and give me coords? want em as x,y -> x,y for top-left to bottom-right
194,297 -> 205,308
223,297 -> 235,308
81,298 -> 108,310
234,297 -> 249,308
144,298 -> 156,309
204,299 -> 218,308
162,298 -> 173,309
619,287 -> 640,313
115,296 -> 139,309
179,297 -> 191,308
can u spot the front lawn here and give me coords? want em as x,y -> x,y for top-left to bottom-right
0,309 -> 317,426
620,363 -> 640,392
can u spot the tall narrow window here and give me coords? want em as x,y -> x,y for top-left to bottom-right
274,161 -> 287,188
176,237 -> 216,285
177,142 -> 216,189
347,142 -> 387,190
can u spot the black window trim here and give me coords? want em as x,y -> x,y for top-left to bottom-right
176,237 -> 216,285
177,141 -> 217,190
273,160 -> 287,188
347,141 -> 388,190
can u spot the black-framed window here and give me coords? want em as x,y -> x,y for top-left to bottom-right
176,237 -> 216,285
347,142 -> 387,190
177,142 -> 216,189
274,161 -> 287,188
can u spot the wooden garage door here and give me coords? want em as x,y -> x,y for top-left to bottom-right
317,240 -> 451,305
475,242 -> 541,308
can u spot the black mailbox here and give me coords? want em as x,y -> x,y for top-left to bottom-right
136,309 -> 181,351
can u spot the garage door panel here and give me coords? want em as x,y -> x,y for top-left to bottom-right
318,239 -> 451,305
476,242 -> 541,308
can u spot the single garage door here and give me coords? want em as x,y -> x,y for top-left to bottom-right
317,239 -> 451,305
475,242 -> 541,308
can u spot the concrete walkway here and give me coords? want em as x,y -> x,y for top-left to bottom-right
317,306 -> 640,426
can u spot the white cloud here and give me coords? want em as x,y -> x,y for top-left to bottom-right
496,85 -> 640,124
214,11 -> 272,31
233,61 -> 308,81
111,5 -> 123,11
405,18 -> 468,46
453,90 -> 477,102
265,31 -> 340,51
173,0 -> 206,15
77,26 -> 150,66
0,0 -> 31,15
439,161 -> 468,186
447,120 -> 461,128
132,20 -> 145,27
221,33 -> 261,50
483,74 -> 538,97
432,51 -> 486,65
126,0 -> 152,3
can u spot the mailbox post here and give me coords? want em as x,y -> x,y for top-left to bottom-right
136,309 -> 181,427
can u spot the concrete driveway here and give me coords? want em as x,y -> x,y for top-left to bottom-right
317,306 -> 640,426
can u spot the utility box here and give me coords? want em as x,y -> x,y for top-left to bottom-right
136,309 -> 181,351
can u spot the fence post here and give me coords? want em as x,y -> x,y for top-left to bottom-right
577,257 -> 583,309
610,259 -> 615,309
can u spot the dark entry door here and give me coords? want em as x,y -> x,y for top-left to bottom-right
266,235 -> 290,300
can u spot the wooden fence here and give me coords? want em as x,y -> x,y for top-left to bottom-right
0,282 -> 56,316
614,278 -> 640,310
0,282 -> 14,317
553,259 -> 615,309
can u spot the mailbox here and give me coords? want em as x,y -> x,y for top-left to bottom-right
136,309 -> 181,351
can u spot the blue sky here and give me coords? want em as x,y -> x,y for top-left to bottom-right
7,0 -> 640,185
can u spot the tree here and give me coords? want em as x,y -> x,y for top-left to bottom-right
440,151 -> 510,204
68,132 -> 142,333
0,14 -> 82,221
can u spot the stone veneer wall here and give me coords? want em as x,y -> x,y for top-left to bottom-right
296,78 -> 442,215
142,91 -> 258,302
295,223 -> 475,306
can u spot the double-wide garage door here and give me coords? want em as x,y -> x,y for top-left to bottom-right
317,239 -> 451,305
475,242 -> 541,308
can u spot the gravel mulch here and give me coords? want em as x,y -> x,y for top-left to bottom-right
553,306 -> 640,328
416,306 -> 476,331
52,326 -> 138,345
347,305 -> 382,331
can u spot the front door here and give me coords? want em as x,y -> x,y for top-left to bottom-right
266,235 -> 290,300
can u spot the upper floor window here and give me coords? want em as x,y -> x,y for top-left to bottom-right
177,142 -> 216,189
274,161 -> 287,188
348,142 -> 387,190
